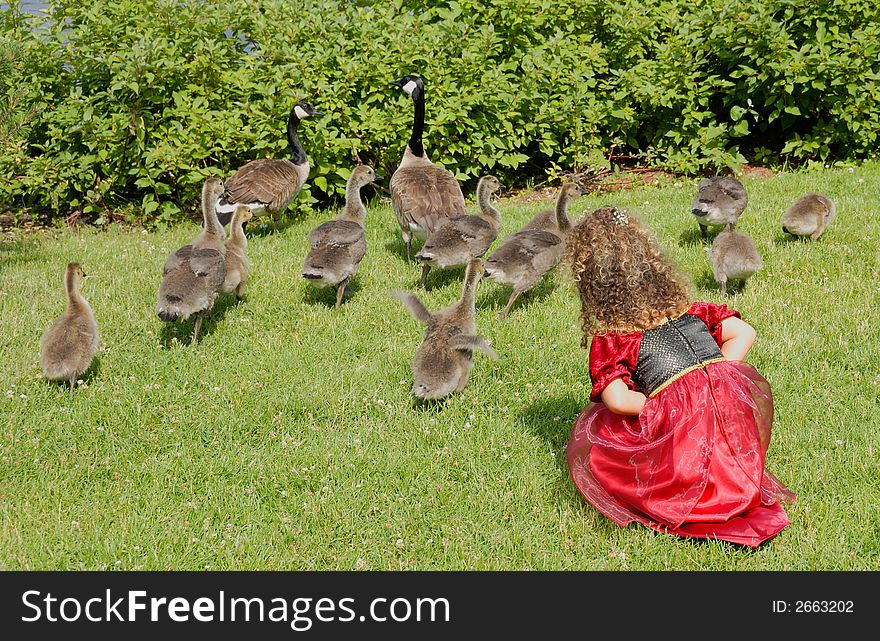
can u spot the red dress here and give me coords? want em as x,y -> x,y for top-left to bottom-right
566,302 -> 796,547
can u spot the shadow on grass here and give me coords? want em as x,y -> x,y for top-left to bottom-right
694,270 -> 721,292
773,232 -> 813,246
696,269 -> 755,296
517,396 -> 625,526
384,237 -> 411,264
677,226 -> 712,248
302,276 -> 362,309
419,265 -> 468,292
0,235 -> 49,271
157,294 -> 242,347
409,395 -> 453,412
477,277 -> 556,316
44,356 -> 102,395
518,395 -> 585,471
722,280 -> 750,296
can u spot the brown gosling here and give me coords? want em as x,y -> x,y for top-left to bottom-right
389,75 -> 467,262
781,192 -> 836,240
392,258 -> 498,401
519,181 -> 582,234
221,205 -> 253,300
706,222 -> 764,294
302,165 -> 379,307
413,175 -> 503,289
484,182 -> 583,318
156,177 -> 227,344
691,175 -> 749,239
215,101 -> 323,230
40,262 -> 100,396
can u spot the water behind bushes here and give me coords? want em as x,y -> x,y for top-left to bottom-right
4,2 -> 47,14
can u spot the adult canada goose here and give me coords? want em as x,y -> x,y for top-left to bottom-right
215,101 -> 323,230
392,258 -> 497,401
302,165 -> 379,307
389,74 -> 467,262
39,262 -> 100,396
781,193 -> 836,240
483,183 -> 583,318
691,175 -> 748,239
706,223 -> 764,294
413,175 -> 503,289
220,205 -> 253,300
156,177 -> 227,344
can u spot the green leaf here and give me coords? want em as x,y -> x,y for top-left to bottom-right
730,105 -> 747,121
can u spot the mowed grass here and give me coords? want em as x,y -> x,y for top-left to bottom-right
1,162 -> 878,571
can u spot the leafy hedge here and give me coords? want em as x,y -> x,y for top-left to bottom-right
1,0 -> 879,224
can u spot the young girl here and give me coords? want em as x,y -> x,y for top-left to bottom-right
563,206 -> 795,547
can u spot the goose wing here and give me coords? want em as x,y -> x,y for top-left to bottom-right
391,165 -> 466,236
448,334 -> 498,360
308,220 -> 364,248
189,247 -> 227,291
501,230 -> 561,256
225,159 -> 302,211
424,215 -> 493,247
391,289 -> 433,325
163,244 -> 192,275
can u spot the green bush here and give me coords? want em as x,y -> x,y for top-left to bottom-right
1,0 -> 879,224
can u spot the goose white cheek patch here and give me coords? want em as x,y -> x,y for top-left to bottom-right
403,80 -> 418,95
294,105 -> 309,119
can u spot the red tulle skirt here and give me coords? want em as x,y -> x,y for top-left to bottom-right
567,361 -> 796,547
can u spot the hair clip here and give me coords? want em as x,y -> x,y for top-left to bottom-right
610,208 -> 628,227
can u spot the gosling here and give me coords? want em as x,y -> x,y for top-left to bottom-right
691,175 -> 748,239
781,193 -> 836,240
39,262 -> 100,396
413,175 -> 503,289
156,177 -> 227,344
706,223 -> 764,294
392,258 -> 497,401
302,164 -> 379,307
221,205 -> 253,300
519,181 -> 582,234
484,182 -> 583,318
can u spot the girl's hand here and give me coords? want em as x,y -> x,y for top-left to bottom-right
600,378 -> 647,415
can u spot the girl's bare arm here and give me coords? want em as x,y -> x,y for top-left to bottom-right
600,378 -> 647,415
719,316 -> 757,361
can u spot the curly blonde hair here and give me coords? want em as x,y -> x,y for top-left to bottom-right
563,206 -> 693,345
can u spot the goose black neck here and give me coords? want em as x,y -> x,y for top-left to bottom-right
287,110 -> 307,166
407,88 -> 425,158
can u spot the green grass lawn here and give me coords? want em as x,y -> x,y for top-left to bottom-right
1,162 -> 878,570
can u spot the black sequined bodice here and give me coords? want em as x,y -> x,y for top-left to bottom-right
632,314 -> 724,396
